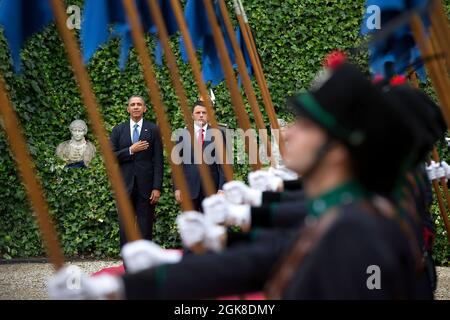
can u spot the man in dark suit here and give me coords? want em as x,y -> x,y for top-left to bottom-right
173,100 -> 226,211
110,96 -> 164,247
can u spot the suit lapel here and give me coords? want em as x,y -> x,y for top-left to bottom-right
139,120 -> 151,141
204,124 -> 212,147
124,121 -> 132,145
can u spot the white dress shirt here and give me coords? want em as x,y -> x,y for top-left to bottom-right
193,123 -> 222,192
194,123 -> 208,143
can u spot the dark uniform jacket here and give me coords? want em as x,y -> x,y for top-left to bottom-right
121,200 -> 432,300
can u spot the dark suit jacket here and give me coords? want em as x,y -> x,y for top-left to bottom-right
173,125 -> 226,199
110,119 -> 164,199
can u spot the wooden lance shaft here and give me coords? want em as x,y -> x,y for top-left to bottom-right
235,0 -> 267,108
430,26 -> 449,76
431,178 -> 450,243
410,72 -> 450,243
202,0 -> 262,171
410,15 -> 450,127
121,0 -> 194,212
429,0 -> 450,70
217,0 -> 273,166
431,149 -> 450,243
429,28 -> 450,228
50,0 -> 141,242
170,0 -> 234,181
234,0 -> 286,160
0,76 -> 64,270
425,150 -> 450,244
410,15 -> 450,242
146,0 -> 216,197
429,25 -> 450,235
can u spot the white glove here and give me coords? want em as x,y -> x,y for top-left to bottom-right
268,166 -> 299,181
202,194 -> 251,229
222,180 -> 262,206
426,163 -> 437,181
204,222 -> 227,252
441,161 -> 450,179
202,194 -> 229,224
176,211 -> 206,249
225,202 -> 251,229
434,162 -> 446,180
47,265 -> 123,300
248,170 -> 283,192
176,211 -> 226,252
121,240 -> 182,274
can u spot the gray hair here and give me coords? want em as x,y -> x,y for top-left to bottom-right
69,119 -> 87,132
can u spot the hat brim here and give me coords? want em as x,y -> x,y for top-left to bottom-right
286,93 -> 365,147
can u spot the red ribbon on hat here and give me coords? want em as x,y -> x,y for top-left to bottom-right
389,75 -> 407,86
323,50 -> 347,69
372,74 -> 384,84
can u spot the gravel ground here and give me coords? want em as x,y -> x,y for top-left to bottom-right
0,261 -> 449,300
0,260 -> 122,300
435,267 -> 450,300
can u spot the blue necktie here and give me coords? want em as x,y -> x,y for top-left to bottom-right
132,123 -> 139,144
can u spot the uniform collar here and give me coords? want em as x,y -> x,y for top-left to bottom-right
307,181 -> 368,218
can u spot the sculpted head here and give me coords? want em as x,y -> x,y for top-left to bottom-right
69,120 -> 88,142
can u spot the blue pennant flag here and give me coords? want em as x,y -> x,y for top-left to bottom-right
410,46 -> 427,82
368,52 -> 395,78
179,0 -> 209,59
202,35 -> 225,86
180,0 -> 235,86
82,0 -> 174,70
361,0 -> 432,81
81,0 -> 121,66
152,0 -> 179,66
150,1 -> 179,36
361,0 -> 430,36
235,26 -> 252,85
0,0 -> 54,73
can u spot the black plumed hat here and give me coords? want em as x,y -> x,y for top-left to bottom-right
379,83 -> 446,166
287,62 -> 416,195
406,86 -> 446,142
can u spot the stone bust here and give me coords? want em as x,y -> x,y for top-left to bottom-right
56,120 -> 96,168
